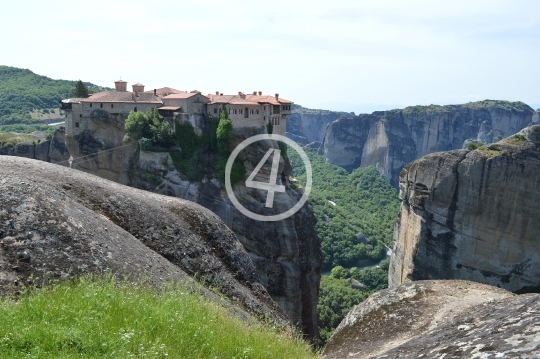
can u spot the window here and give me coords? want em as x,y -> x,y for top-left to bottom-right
100,103 -> 103,108
256,109 -> 259,114
134,107 -> 137,112
79,114 -> 82,117
214,108 -> 217,114
244,108 -> 249,118
90,103 -> 92,108
75,122 -> 79,127
111,104 -> 114,108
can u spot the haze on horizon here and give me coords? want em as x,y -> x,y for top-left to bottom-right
1,0 -> 538,114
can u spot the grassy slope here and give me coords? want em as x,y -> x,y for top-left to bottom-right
0,277 -> 318,359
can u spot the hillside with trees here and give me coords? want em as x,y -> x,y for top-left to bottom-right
289,148 -> 400,271
289,148 -> 400,343
0,66 -> 107,133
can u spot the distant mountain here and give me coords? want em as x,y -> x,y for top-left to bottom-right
0,65 -> 108,127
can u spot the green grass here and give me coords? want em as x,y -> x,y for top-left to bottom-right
0,277 -> 318,359
0,132 -> 36,147
502,134 -> 529,146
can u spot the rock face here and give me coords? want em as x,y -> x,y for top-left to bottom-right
0,156 -> 288,325
317,101 -> 534,187
323,280 -> 540,358
286,106 -> 354,145
133,127 -> 322,340
65,113 -> 138,184
0,128 -> 70,164
389,125 -> 540,293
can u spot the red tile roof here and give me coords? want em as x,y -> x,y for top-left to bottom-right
82,91 -> 162,104
163,93 -> 199,99
143,87 -> 184,95
207,94 -> 293,105
158,106 -> 181,111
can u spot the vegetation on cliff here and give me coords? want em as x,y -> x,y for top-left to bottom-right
0,66 -> 106,130
289,148 -> 398,342
402,99 -> 532,114
289,148 -> 399,270
0,277 -> 317,359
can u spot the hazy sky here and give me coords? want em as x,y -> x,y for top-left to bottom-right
1,0 -> 539,113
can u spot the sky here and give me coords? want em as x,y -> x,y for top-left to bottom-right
1,0 -> 539,114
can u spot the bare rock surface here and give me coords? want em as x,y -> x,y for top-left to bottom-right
324,280 -> 540,358
0,156 -> 289,325
390,126 -> 540,292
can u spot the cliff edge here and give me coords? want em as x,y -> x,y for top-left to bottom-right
389,125 -> 540,292
323,280 -> 539,358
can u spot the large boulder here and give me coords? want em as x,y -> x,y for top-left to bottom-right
0,156 -> 288,325
324,280 -> 539,358
389,126 -> 540,293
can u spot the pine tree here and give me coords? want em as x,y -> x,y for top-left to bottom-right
70,80 -> 89,98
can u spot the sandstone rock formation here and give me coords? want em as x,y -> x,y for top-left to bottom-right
65,113 -> 138,184
133,127 -> 322,340
0,156 -> 289,326
0,128 -> 70,164
286,106 -> 354,145
389,125 -> 540,293
314,101 -> 533,187
323,280 -> 540,358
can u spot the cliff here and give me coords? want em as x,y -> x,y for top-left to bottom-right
0,127 -> 70,164
314,101 -> 534,187
65,112 -> 138,183
389,125 -> 540,293
323,280 -> 540,358
286,106 -> 354,145
134,127 -> 322,340
0,156 -> 289,326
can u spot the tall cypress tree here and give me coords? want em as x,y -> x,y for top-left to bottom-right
70,80 -> 89,98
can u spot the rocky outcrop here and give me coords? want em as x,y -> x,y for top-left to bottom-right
0,128 -> 70,165
133,127 -> 322,340
286,106 -> 354,145
66,113 -> 138,184
323,280 -> 540,358
318,101 -> 534,187
0,156 -> 289,325
389,126 -> 540,293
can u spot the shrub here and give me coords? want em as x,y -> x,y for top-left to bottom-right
467,141 -> 483,150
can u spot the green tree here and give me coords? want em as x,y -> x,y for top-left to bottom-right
266,120 -> 273,134
70,80 -> 89,98
216,106 -> 245,183
123,111 -> 147,143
